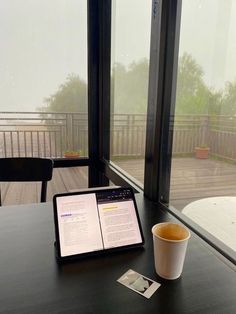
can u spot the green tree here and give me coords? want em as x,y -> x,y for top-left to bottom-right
40,60 -> 150,114
207,90 -> 223,116
39,74 -> 87,112
40,55 -> 226,116
221,80 -> 236,115
38,74 -> 88,153
111,59 -> 149,114
175,53 -> 213,114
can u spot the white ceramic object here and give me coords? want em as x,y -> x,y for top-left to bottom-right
152,222 -> 190,280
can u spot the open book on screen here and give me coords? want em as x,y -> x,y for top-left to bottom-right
53,187 -> 144,261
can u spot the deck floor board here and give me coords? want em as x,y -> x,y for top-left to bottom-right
114,158 -> 236,210
1,159 -> 236,211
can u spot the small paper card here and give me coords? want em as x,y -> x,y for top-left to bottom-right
117,269 -> 161,299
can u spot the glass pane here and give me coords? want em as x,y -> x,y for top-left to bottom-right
110,0 -> 152,185
170,0 -> 236,251
0,0 -> 88,158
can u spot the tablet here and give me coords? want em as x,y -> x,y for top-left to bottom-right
53,187 -> 144,261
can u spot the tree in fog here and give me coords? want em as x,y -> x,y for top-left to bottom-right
39,74 -> 87,112
111,54 -> 222,115
221,80 -> 236,115
38,74 -> 87,152
176,53 -> 213,114
40,60 -> 149,114
111,59 -> 149,114
40,55 -> 228,116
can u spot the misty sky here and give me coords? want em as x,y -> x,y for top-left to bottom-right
179,0 -> 236,90
1,0 -> 236,112
1,0 -> 87,111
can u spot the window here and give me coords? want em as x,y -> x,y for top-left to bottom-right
0,1 -> 88,205
169,0 -> 236,252
110,0 -> 152,185
0,0 -> 88,159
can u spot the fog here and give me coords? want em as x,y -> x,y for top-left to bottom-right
1,0 -> 236,112
179,0 -> 236,90
1,0 -> 87,112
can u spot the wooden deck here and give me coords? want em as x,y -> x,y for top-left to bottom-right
170,158 -> 236,209
115,158 -> 236,210
1,158 -> 236,211
0,167 -> 89,206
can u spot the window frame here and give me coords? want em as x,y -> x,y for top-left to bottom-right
86,0 -> 235,264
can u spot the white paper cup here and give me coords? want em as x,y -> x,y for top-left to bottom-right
152,222 -> 190,280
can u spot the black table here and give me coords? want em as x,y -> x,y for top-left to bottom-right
0,194 -> 235,314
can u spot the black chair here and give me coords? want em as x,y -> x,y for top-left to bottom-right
0,157 -> 54,206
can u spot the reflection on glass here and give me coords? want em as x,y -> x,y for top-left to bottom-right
170,0 -> 236,251
110,0 -> 152,185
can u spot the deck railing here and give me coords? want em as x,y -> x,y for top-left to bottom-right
1,112 -> 236,161
0,112 -> 88,158
172,115 -> 236,161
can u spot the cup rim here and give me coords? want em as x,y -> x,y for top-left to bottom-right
152,222 -> 191,243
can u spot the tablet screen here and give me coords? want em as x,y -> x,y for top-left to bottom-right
53,188 -> 144,259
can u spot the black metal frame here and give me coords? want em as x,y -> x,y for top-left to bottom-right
144,0 -> 181,202
53,158 -> 89,168
87,0 -> 111,187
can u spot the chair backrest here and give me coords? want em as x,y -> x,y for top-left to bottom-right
0,157 -> 54,205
